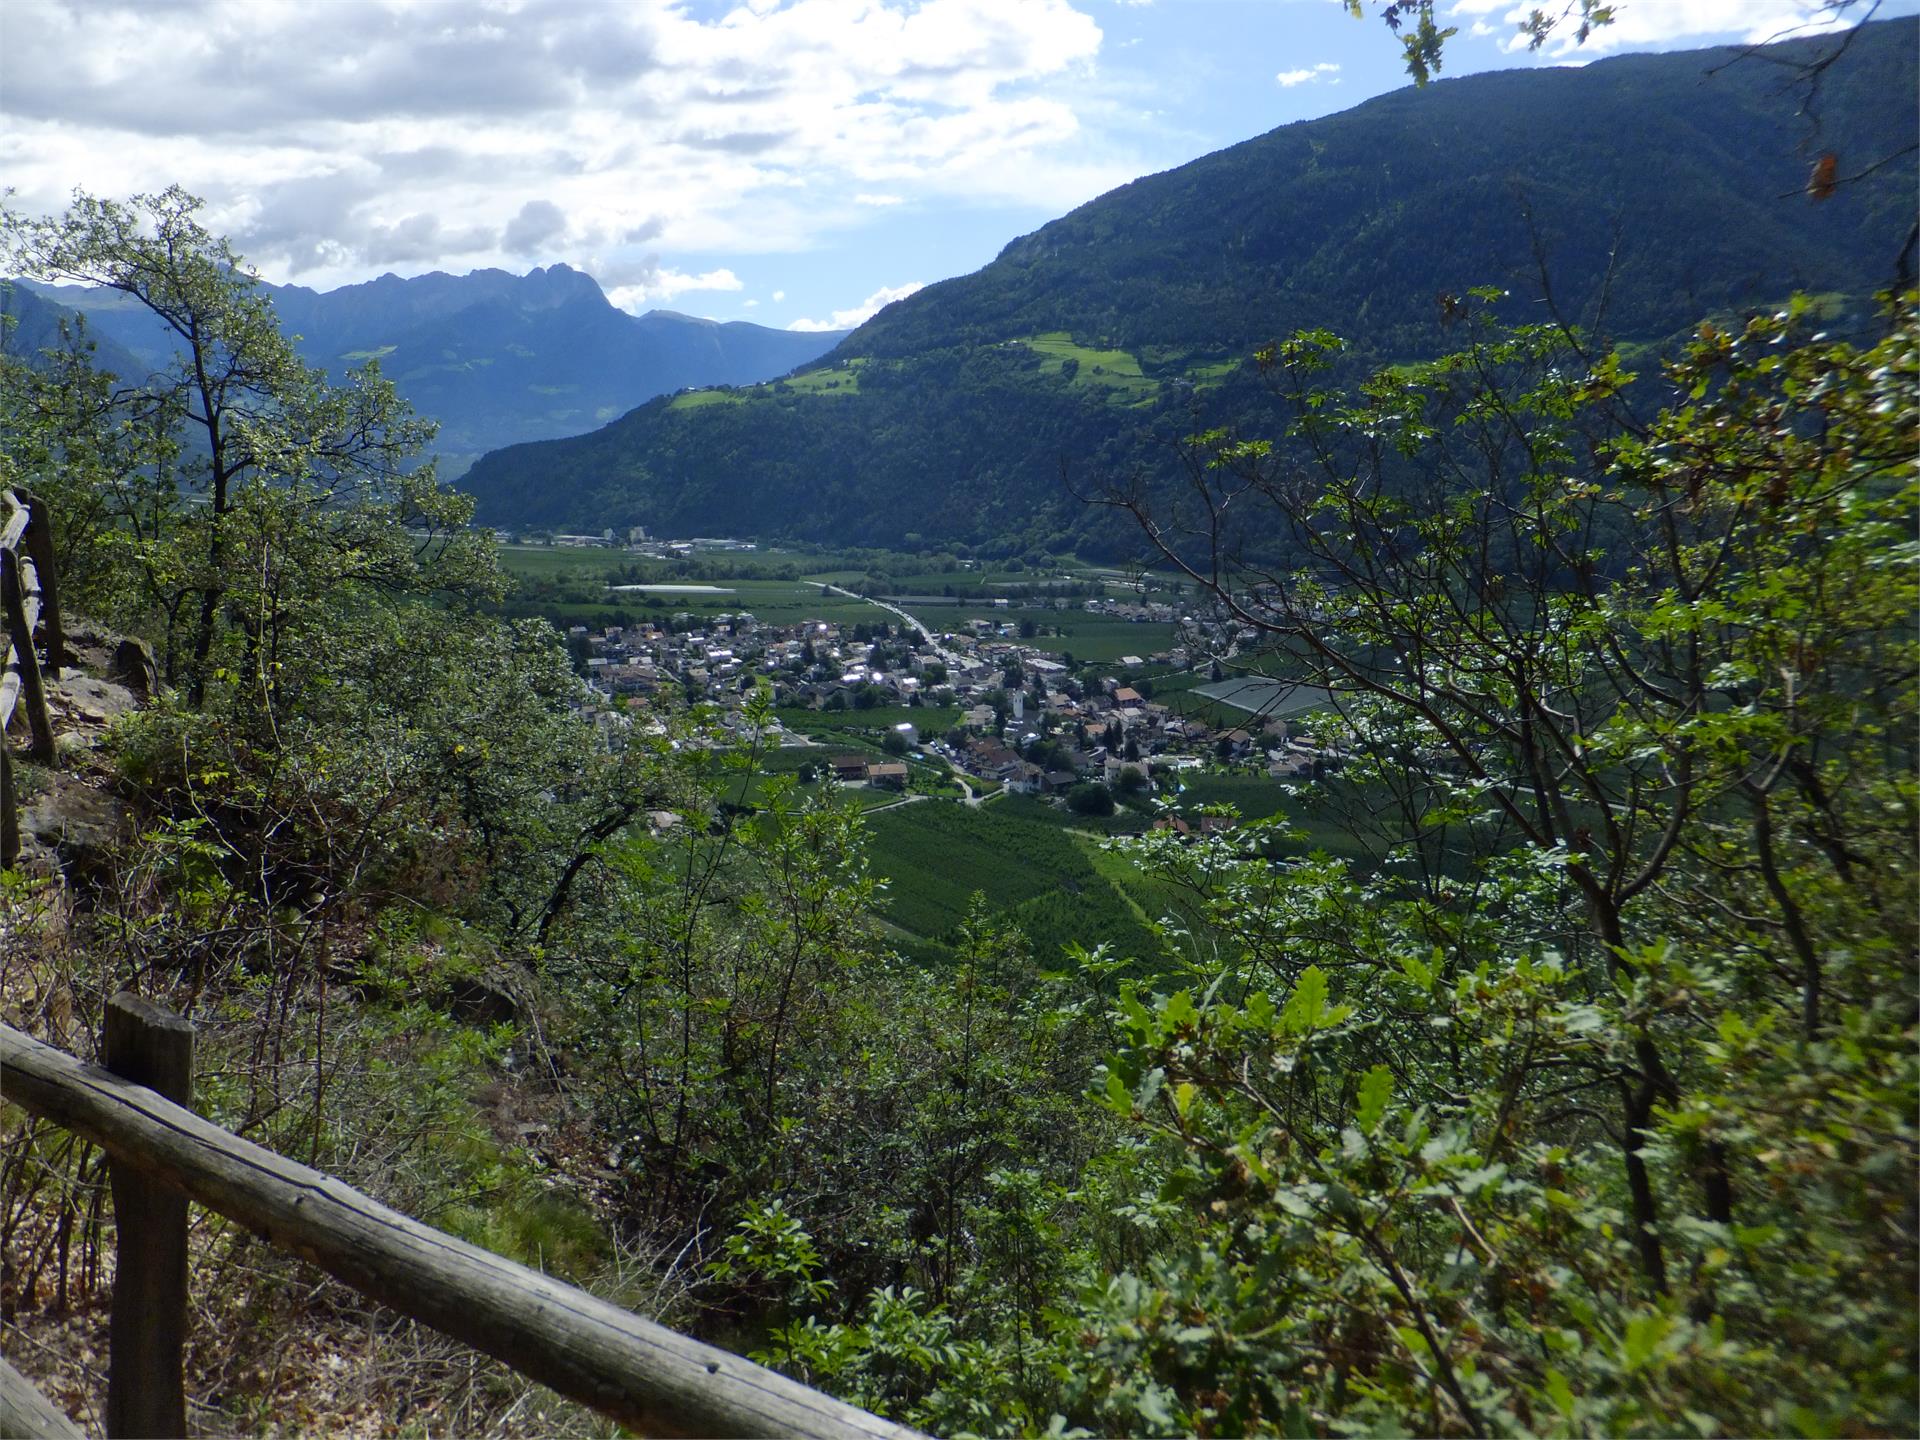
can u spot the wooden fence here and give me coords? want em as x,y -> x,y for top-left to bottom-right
1,487 -> 62,869
0,996 -> 925,1440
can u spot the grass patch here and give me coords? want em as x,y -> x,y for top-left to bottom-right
668,361 -> 866,410
1019,332 -> 1159,402
776,362 -> 864,396
906,606 -> 1178,664
668,388 -> 748,410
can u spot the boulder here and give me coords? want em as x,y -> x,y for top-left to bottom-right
21,773 -> 131,887
53,673 -> 140,725
108,637 -> 158,701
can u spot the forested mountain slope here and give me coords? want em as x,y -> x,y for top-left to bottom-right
458,20 -> 1916,552
0,280 -> 146,378
16,265 -> 844,474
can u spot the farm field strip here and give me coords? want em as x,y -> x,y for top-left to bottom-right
1191,677 -> 1331,716
864,799 -> 1168,965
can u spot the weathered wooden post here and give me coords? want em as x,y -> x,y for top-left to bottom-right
0,552 -> 53,766
103,994 -> 193,1440
0,1353 -> 83,1439
16,495 -> 62,679
1,733 -> 16,870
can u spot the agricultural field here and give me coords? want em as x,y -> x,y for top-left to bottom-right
494,560 -> 893,630
1017,332 -> 1158,404
724,771 -> 903,813
666,387 -> 744,411
903,606 -> 1179,664
1164,774 -> 1396,863
1191,677 -> 1330,718
667,359 -> 866,410
1041,616 -> 1179,663
1079,830 -> 1213,953
1137,345 -> 1242,389
1162,772 -> 1293,820
863,800 -> 1169,968
773,361 -> 864,397
774,706 -> 963,738
993,794 -> 1153,838
710,743 -> 921,813
497,542 -> 906,585
496,545 -> 639,580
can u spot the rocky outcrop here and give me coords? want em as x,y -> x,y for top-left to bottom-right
19,770 -> 131,886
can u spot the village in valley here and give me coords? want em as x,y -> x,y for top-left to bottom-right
481,532 -> 1359,964
546,544 -> 1339,814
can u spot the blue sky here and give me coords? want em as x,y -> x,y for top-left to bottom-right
3,0 -> 1907,331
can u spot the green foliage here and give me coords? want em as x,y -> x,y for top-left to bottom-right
706,1198 -> 833,1308
2,187 -> 499,704
1066,782 -> 1115,816
738,303 -> 1917,1437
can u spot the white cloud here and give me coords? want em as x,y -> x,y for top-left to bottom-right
1275,62 -> 1341,88
502,199 -> 568,256
789,281 -> 924,332
773,290 -> 786,302
0,0 -> 1109,289
1448,0 -> 1854,55
605,266 -> 744,313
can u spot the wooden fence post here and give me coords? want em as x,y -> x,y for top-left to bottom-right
0,553 -> 52,766
103,994 -> 193,1440
16,495 -> 62,679
1,733 -> 15,870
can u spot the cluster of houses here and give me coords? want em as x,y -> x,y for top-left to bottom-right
826,754 -> 910,789
940,674 -> 1332,795
566,597 -> 1341,798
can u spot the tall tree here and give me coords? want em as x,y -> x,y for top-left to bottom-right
2,187 -> 472,703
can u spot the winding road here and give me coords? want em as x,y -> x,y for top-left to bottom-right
808,582 -> 970,672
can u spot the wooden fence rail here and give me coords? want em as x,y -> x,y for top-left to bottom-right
1,998 -> 925,1440
0,1354 -> 83,1440
1,487 -> 62,869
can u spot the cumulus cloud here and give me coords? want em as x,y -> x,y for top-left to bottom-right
1448,0 -> 1854,55
602,257 -> 745,313
1275,62 -> 1340,88
502,200 -> 568,256
0,0 -> 1115,291
788,281 -> 924,332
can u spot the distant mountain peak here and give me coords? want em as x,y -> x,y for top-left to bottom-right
518,262 -> 606,307
16,258 -> 848,470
